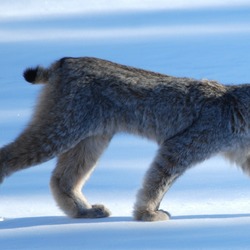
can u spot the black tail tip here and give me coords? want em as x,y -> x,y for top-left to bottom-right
23,67 -> 38,83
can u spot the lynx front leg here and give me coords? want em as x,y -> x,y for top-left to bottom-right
134,118 -> 225,221
50,135 -> 112,218
133,150 -> 183,221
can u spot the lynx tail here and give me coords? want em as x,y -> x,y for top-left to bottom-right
23,66 -> 49,84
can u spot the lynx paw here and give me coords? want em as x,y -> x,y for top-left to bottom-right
75,204 -> 111,219
91,204 -> 111,218
134,209 -> 171,221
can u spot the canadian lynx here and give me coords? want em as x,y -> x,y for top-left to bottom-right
1,57 -> 250,221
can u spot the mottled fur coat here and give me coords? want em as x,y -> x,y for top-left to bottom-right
1,57 -> 250,221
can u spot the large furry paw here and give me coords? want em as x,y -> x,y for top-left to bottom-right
133,209 -> 171,221
91,204 -> 111,218
75,204 -> 111,219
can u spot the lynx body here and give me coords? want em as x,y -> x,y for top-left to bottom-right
1,57 -> 250,221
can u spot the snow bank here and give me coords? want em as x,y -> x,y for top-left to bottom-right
2,24 -> 250,43
1,0 -> 250,20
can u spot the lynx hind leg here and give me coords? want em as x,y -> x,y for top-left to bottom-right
50,135 -> 112,218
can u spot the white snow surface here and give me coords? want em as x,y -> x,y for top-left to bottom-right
1,1 -> 250,249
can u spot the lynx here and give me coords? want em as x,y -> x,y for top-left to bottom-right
1,57 -> 250,221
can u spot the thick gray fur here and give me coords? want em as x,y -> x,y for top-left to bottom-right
1,57 -> 250,221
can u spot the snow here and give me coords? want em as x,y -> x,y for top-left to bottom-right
1,0 -> 250,19
1,1 -> 250,249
